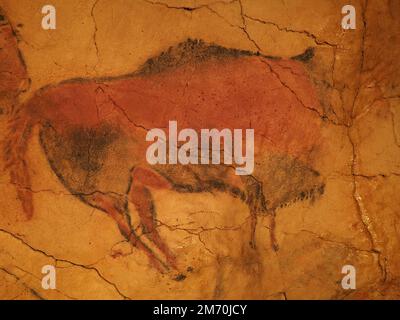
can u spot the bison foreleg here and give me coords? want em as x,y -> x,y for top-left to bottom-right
128,167 -> 177,270
90,192 -> 168,272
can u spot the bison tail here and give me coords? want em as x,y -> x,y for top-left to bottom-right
3,108 -> 34,219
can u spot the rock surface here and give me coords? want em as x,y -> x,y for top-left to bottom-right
0,0 -> 399,300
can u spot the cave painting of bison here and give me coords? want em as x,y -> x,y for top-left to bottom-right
1,9 -> 325,273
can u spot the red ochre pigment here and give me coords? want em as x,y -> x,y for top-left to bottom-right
28,54 -> 322,161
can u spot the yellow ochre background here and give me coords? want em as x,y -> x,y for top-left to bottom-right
0,0 -> 399,299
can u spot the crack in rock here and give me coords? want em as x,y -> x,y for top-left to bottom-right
345,0 -> 387,283
243,14 -> 337,48
0,228 -> 131,299
0,267 -> 45,300
91,0 -> 101,71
